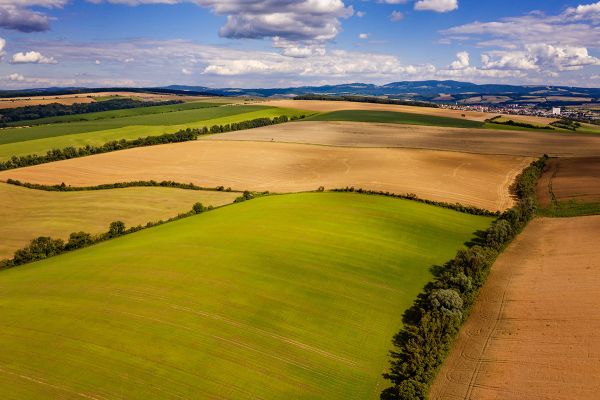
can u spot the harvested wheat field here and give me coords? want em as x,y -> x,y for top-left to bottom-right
206,121 -> 600,157
537,157 -> 600,207
0,141 -> 531,211
430,215 -> 600,400
261,99 -> 496,122
0,182 -> 238,259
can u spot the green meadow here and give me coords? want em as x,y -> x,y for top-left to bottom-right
0,106 -> 311,160
306,109 -> 485,128
0,192 -> 491,399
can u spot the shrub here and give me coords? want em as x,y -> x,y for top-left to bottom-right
108,221 -> 126,238
192,202 -> 205,214
65,231 -> 93,250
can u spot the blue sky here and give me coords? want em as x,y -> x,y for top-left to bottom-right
0,0 -> 599,88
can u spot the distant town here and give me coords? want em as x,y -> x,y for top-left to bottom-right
441,103 -> 600,124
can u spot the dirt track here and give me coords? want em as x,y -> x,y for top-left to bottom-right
537,157 -> 600,207
430,216 -> 600,400
0,141 -> 531,211
206,121 -> 600,157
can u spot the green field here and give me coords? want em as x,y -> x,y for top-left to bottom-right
306,110 -> 485,128
0,182 -> 239,259
5,101 -> 224,127
0,192 -> 491,399
0,105 -> 270,145
0,106 -> 311,160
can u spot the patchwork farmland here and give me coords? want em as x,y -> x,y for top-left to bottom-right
1,89 -> 599,400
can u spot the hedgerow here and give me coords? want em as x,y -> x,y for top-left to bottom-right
381,154 -> 549,400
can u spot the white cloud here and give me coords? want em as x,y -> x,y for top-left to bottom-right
96,0 -> 354,44
0,0 -> 67,32
11,50 -> 57,64
565,1 -> 600,22
390,10 -> 404,22
449,51 -> 469,69
95,59 -> 101,65
414,0 -> 458,13
6,73 -> 25,81
356,10 -> 365,17
181,67 -> 192,75
358,33 -> 369,39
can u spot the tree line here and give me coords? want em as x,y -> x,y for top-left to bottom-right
294,94 -> 437,108
330,187 -> 499,217
5,178 -> 236,193
0,98 -> 183,126
0,114 -> 302,171
381,155 -> 549,400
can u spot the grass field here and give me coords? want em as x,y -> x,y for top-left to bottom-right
306,110 -> 484,128
5,100 -> 224,127
0,192 -> 491,399
0,106 -> 311,160
0,182 -> 239,260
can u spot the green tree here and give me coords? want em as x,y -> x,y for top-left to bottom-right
108,221 -> 126,238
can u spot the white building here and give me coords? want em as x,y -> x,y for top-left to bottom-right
552,107 -> 562,116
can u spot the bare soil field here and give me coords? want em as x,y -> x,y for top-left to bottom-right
0,182 -> 238,260
537,157 -> 600,207
430,215 -> 600,400
0,141 -> 531,211
0,91 -> 210,109
205,121 -> 600,157
261,99 -> 497,122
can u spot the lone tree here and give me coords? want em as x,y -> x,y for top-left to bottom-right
192,202 -> 205,214
108,221 -> 126,238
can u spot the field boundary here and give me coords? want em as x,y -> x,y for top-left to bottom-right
0,115 -> 304,171
4,178 -> 242,193
381,155 -> 548,400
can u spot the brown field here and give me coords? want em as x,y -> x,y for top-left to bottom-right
496,114 -> 559,125
537,157 -> 600,207
205,121 -> 600,157
0,182 -> 238,260
260,99 -> 497,122
0,91 -> 211,109
430,215 -> 600,400
0,140 -> 532,211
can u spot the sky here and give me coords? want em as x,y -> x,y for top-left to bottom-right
0,0 -> 599,88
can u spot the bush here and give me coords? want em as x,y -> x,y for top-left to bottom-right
65,231 -> 93,250
108,221 -> 126,238
192,202 -> 205,214
11,237 -> 65,266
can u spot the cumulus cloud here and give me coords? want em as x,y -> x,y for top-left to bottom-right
414,0 -> 458,13
6,73 -> 25,81
442,3 -> 600,49
0,0 -> 67,32
449,51 -> 469,69
96,0 -> 353,44
11,50 -> 57,64
480,44 -> 600,72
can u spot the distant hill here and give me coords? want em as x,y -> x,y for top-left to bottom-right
1,81 -> 599,106
163,81 -> 600,106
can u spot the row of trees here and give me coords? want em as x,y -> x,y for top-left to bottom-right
0,98 -> 182,126
0,114 -> 301,171
330,187 -> 499,217
381,155 -> 549,400
550,118 -> 581,131
6,178 -> 235,193
295,94 -> 437,108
